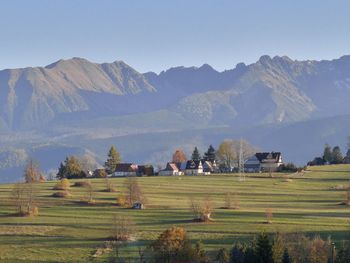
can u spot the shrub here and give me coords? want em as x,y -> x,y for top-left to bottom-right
116,195 -> 128,207
31,206 -> 39,216
74,180 -> 91,187
224,192 -> 240,209
189,196 -> 214,222
53,178 -> 70,190
265,208 -> 273,224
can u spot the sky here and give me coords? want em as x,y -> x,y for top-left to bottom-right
0,0 -> 350,73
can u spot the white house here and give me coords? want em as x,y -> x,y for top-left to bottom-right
159,162 -> 183,176
184,160 -> 203,175
244,152 -> 283,172
113,163 -> 138,177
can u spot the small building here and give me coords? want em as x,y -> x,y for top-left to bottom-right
202,160 -> 216,174
245,152 -> 283,172
257,152 -> 283,172
244,155 -> 261,172
132,202 -> 144,209
137,165 -> 154,176
184,160 -> 203,175
113,163 -> 138,177
159,162 -> 183,176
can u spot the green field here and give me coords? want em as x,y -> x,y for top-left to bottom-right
0,165 -> 350,262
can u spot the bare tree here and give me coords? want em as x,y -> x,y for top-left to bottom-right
105,177 -> 116,192
11,182 -> 38,216
124,177 -> 145,207
265,208 -> 273,224
109,214 -> 136,260
84,180 -> 95,204
189,195 -> 214,222
345,191 -> 350,206
24,158 -> 42,183
217,139 -> 258,170
224,192 -> 240,209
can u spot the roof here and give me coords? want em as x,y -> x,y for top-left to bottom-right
164,163 -> 179,171
185,160 -> 202,170
255,152 -> 282,163
115,163 -> 138,172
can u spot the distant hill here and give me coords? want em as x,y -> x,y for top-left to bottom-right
1,55 -> 350,181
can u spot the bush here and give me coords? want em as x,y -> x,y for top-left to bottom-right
53,178 -> 70,190
73,180 -> 91,187
31,206 -> 39,216
278,163 -> 298,173
265,208 -> 273,224
116,195 -> 128,207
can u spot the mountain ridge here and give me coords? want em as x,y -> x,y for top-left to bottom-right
1,54 -> 350,181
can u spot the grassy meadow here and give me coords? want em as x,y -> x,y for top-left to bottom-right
0,165 -> 350,262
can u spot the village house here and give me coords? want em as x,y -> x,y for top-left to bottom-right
137,165 -> 154,176
159,162 -> 183,176
112,163 -> 138,177
202,160 -> 217,174
184,160 -> 203,175
244,152 -> 283,172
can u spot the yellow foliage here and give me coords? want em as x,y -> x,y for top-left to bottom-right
116,195 -> 128,207
54,179 -> 70,190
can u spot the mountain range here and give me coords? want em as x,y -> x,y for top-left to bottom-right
1,55 -> 350,182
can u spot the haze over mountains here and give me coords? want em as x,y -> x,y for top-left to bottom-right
1,55 -> 350,182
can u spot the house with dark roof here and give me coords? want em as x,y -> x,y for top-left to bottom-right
137,165 -> 154,176
159,162 -> 183,176
244,152 -> 283,172
112,163 -> 138,177
184,160 -> 203,175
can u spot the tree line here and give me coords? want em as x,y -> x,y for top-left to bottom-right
308,141 -> 350,166
104,222 -> 348,263
172,139 -> 258,171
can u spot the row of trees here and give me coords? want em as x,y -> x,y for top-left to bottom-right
172,139 -> 258,170
57,145 -> 121,179
106,222 -> 348,263
308,143 -> 350,166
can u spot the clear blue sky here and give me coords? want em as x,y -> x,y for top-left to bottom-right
1,0 -> 349,73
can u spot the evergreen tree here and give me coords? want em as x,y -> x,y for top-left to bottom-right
255,231 -> 273,263
230,243 -> 245,263
323,144 -> 333,164
57,156 -> 84,179
346,149 -> 350,158
282,248 -> 291,263
216,248 -> 229,263
272,233 -> 285,263
57,162 -> 66,179
104,145 -> 121,174
193,240 -> 207,262
191,146 -> 201,161
332,146 -> 343,164
204,144 -> 216,162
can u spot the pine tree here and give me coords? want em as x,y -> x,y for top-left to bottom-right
255,231 -> 273,263
204,144 -> 216,162
216,247 -> 229,263
230,243 -> 245,263
57,161 -> 67,179
323,144 -> 333,164
282,248 -> 290,263
191,147 -> 201,161
105,146 -> 121,174
332,146 -> 343,164
56,156 -> 83,179
193,240 -> 207,262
